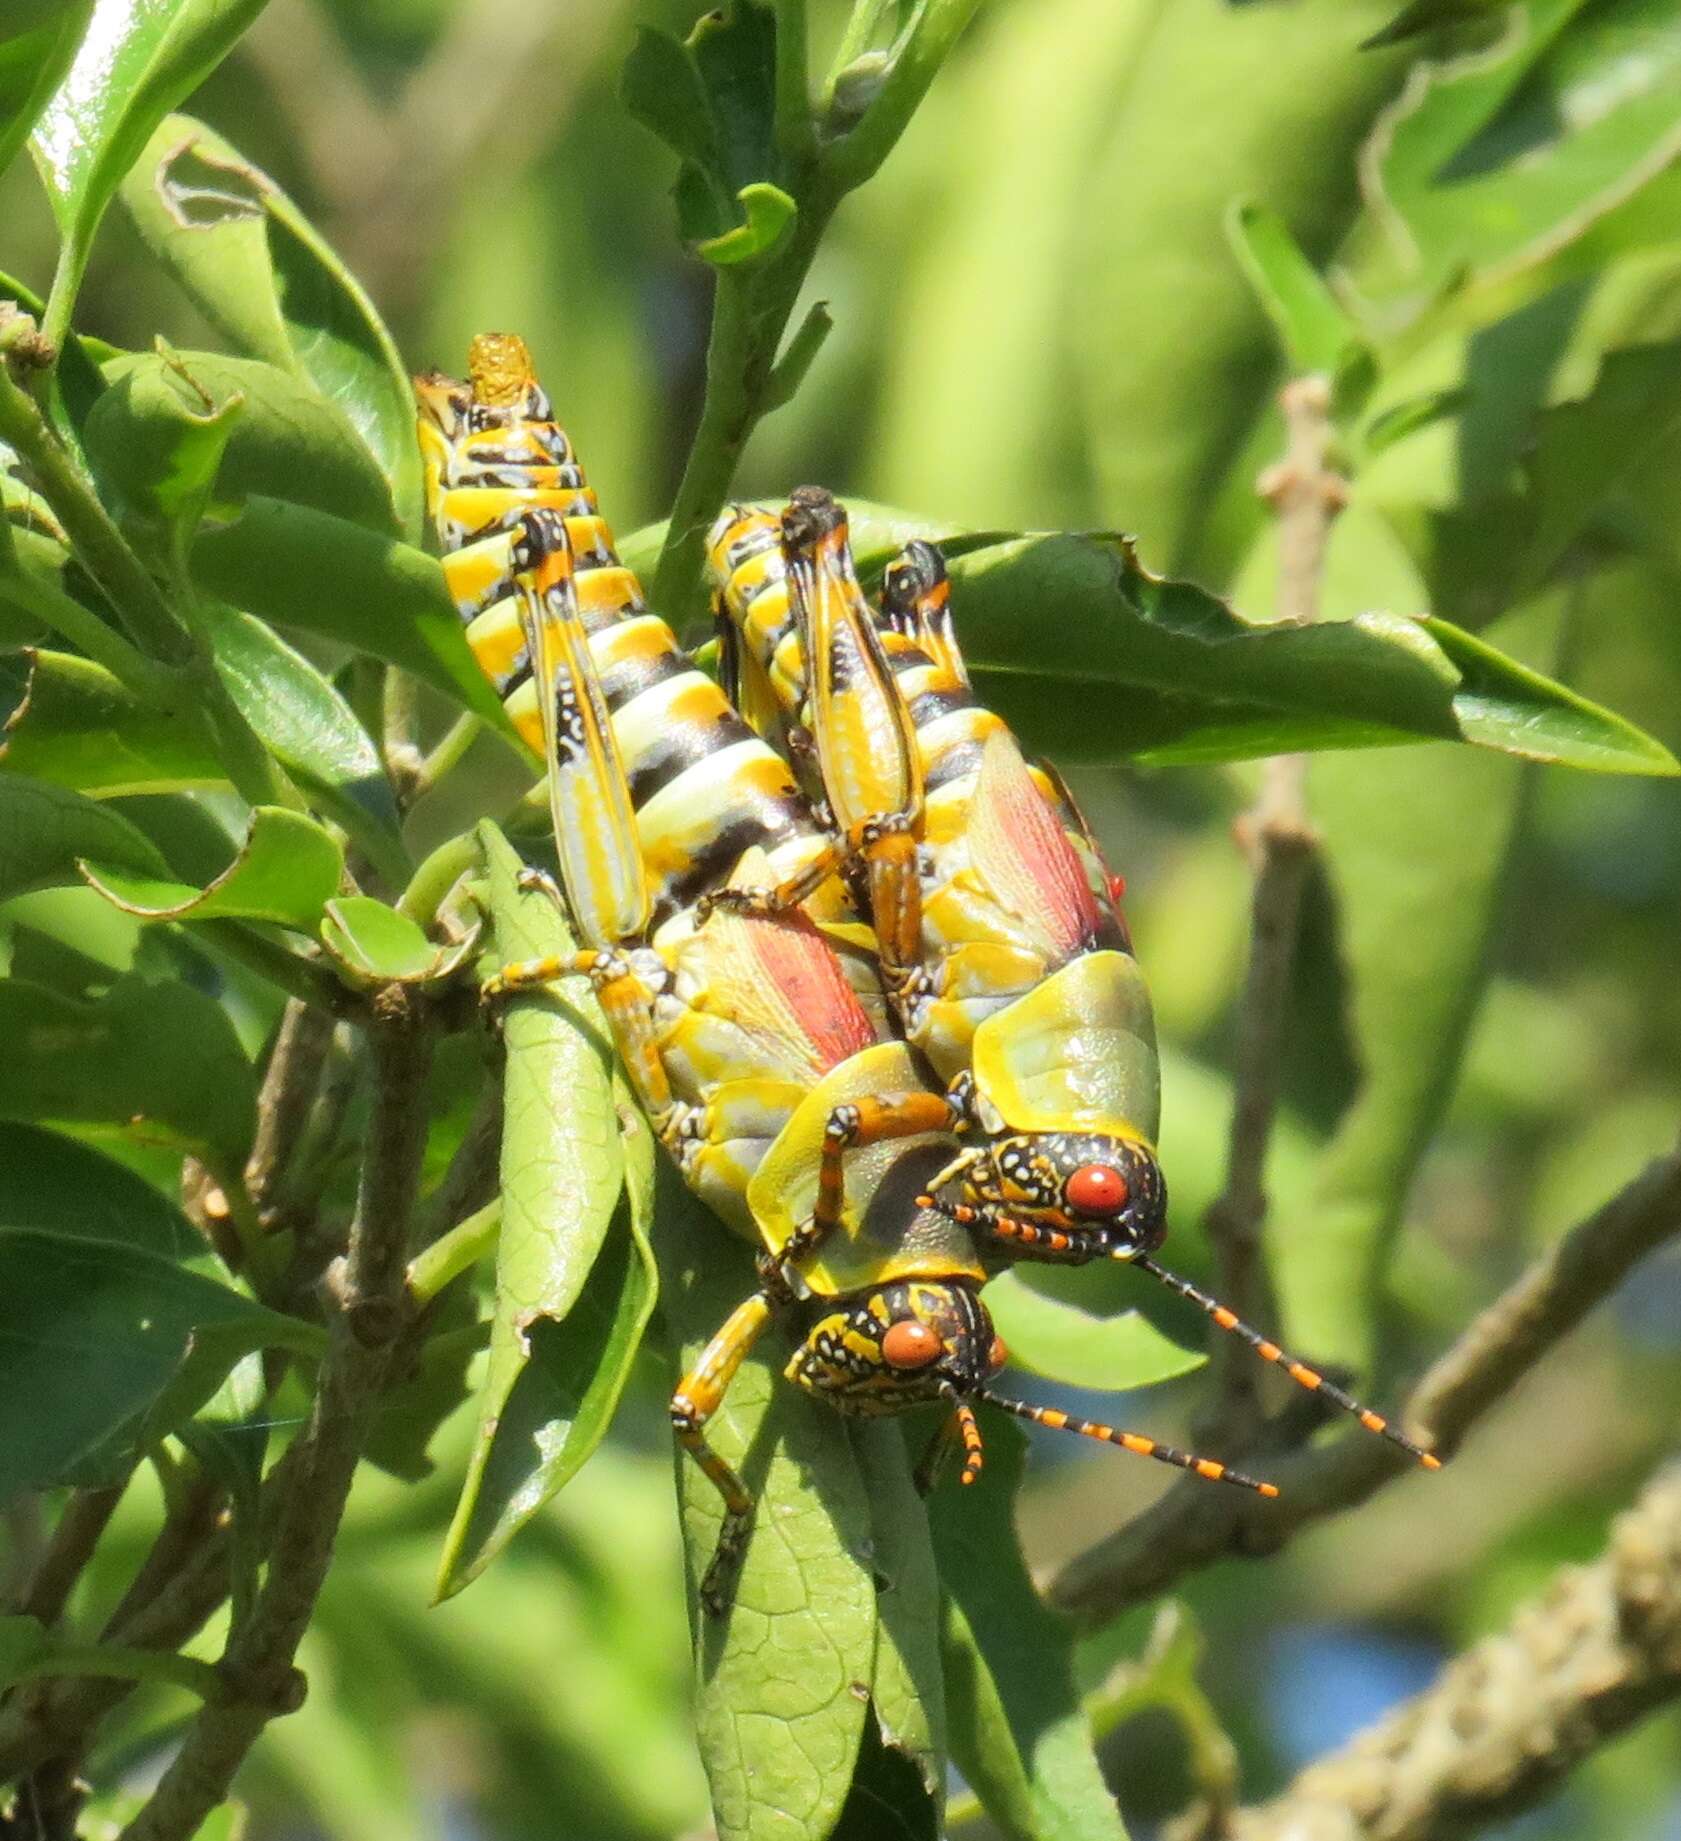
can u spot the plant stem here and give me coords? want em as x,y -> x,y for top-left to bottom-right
407,1198 -> 501,1305
1198,374 -> 1343,1447
821,0 -> 987,190
118,987 -> 435,1841
12,1644 -> 227,1703
0,535 -> 175,699
398,829 -> 481,929
0,349 -> 191,668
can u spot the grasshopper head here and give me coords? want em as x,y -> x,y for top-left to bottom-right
962,1131 -> 1168,1258
786,1279 -> 1004,1414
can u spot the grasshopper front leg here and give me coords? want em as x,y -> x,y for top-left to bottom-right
670,1292 -> 778,1616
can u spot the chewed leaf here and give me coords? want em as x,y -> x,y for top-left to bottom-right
948,533 -> 1677,775
81,804 -> 343,929
29,0 -> 269,329
120,116 -> 422,536
320,897 -> 441,984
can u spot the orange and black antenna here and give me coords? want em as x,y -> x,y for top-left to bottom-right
977,1391 -> 1280,1497
1127,1252 -> 1441,1468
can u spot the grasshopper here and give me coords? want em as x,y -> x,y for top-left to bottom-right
708,490 -> 1441,1470
417,341 -> 1280,1606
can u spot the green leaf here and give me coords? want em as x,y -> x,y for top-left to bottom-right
1226,200 -> 1370,385
850,1424 -> 946,1813
933,1418 -> 1127,1841
1395,341 -> 1681,630
944,533 -> 1677,774
1,648 -> 224,793
654,1174 -> 878,1841
0,1226 -> 317,1498
29,0 -> 270,330
1275,606 -> 1548,1367
87,349 -> 397,538
1360,0 -> 1506,49
80,803 -> 343,928
0,976 -> 255,1168
119,117 -> 421,537
0,1122 -> 205,1261
436,825 -> 654,1595
189,499 -> 511,733
697,181 -> 797,266
0,2 -> 93,184
621,0 -> 789,261
0,775 -> 169,898
1360,385 -> 1470,458
319,896 -> 440,984
1354,0 -> 1681,322
195,600 -> 407,887
983,1272 -> 1205,1393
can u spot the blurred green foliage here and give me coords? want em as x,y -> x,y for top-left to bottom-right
4,1 -> 1681,1839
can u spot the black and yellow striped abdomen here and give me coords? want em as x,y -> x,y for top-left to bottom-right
417,339 -> 843,943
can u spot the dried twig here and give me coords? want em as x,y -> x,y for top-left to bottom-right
1175,1458 -> 1681,1841
1049,1142 -> 1681,1626
244,1000 -> 336,1225
112,990 -> 435,1841
1199,375 -> 1345,1441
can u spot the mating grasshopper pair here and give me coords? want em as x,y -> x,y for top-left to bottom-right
416,334 -> 1434,1607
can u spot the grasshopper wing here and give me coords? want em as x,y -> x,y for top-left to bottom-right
514,508 -> 649,948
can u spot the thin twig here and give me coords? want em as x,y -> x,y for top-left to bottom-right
1199,375 -> 1345,1443
1049,1141 -> 1681,1627
115,989 -> 434,1841
15,1483 -> 130,1627
1178,1458 -> 1681,1841
244,999 -> 337,1225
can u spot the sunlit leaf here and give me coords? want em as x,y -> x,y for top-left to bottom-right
1353,0 -> 1681,322
0,1 -> 94,184
436,825 -> 654,1595
1227,200 -> 1371,386
850,1424 -> 946,1813
81,803 -> 343,928
120,116 -> 422,536
320,896 -> 442,985
88,349 -> 396,537
653,1169 -> 877,1841
29,0 -> 270,327
621,0 -> 790,261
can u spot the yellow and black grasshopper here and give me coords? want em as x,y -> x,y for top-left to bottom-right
708,490 -> 1442,1470
416,339 -> 1279,1606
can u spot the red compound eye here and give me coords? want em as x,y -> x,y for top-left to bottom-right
988,1336 -> 1009,1373
1065,1163 -> 1129,1216
882,1319 -> 943,1370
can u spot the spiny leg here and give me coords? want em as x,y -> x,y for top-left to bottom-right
810,1091 -> 965,1269
979,1392 -> 1279,1496
670,1292 -> 777,1616
1130,1253 -> 1441,1469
